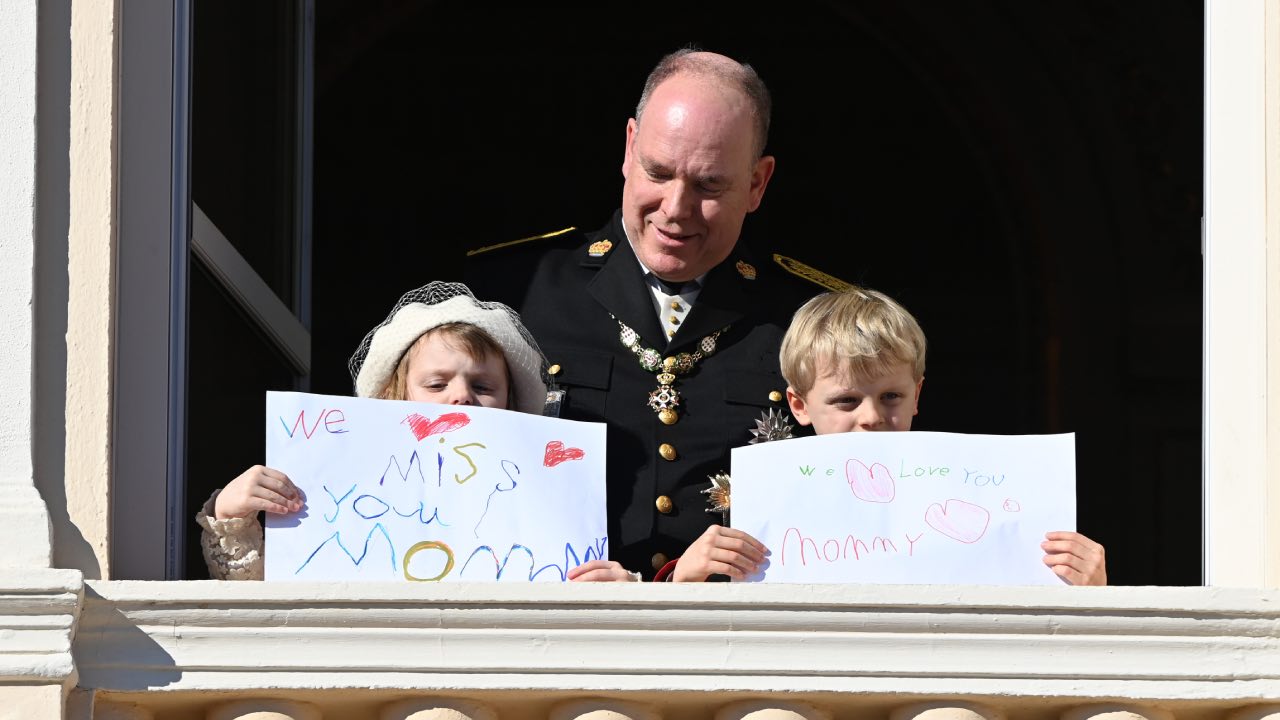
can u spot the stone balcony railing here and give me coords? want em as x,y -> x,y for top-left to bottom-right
4,569 -> 1280,720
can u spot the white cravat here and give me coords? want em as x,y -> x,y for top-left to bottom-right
622,225 -> 705,343
643,272 -> 703,343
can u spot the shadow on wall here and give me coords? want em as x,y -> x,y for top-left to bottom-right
35,0 -> 101,580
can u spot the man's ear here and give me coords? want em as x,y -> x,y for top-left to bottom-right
913,376 -> 925,416
746,155 -> 776,212
786,386 -> 813,426
622,118 -> 638,179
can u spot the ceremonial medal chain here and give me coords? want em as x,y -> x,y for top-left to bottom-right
612,316 -> 727,425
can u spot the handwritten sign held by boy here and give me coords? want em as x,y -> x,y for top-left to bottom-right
264,391 -> 607,582
730,432 -> 1075,585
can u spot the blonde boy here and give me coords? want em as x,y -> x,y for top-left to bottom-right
671,288 -> 1106,584
781,288 -> 926,434
780,288 -> 1105,585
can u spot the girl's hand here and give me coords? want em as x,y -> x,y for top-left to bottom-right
567,559 -> 639,582
672,525 -> 767,582
1042,531 -> 1107,585
214,465 -> 303,520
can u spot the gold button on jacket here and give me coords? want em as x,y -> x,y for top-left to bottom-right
768,390 -> 783,402
655,495 -> 674,514
658,443 -> 677,461
651,552 -> 669,571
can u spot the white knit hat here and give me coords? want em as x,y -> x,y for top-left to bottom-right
348,282 -> 548,414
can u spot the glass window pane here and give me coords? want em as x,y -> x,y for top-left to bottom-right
192,0 -> 299,307
185,264 -> 296,579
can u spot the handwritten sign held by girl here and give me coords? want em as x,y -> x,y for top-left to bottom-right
264,391 -> 607,582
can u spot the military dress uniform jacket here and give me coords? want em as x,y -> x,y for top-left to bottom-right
468,211 -> 827,579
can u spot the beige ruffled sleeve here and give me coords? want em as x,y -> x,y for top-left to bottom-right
195,489 -> 265,581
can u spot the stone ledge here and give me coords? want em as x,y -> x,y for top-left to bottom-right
73,581 -> 1280,701
0,569 -> 83,685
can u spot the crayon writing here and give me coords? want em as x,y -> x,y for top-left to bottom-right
267,393 -> 607,584
394,502 -> 449,526
963,468 -> 1005,486
325,483 -> 447,527
295,523 -> 396,575
396,535 -> 608,582
452,443 -> 485,484
279,408 -> 348,439
353,494 -> 390,519
797,460 -> 1009,489
780,527 -> 924,566
899,460 -> 950,478
531,537 -> 609,581
797,465 -> 837,477
462,536 -> 609,581
403,540 -> 454,582
474,460 -> 520,537
323,484 -> 356,522
381,451 -> 426,486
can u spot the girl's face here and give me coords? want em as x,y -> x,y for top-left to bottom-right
403,332 -> 511,409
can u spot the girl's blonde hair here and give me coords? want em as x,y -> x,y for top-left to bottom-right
378,322 -> 515,408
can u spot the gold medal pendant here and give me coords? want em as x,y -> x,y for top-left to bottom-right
615,316 -> 727,426
647,374 -> 681,424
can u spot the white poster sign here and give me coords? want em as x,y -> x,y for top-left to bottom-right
730,432 -> 1075,584
264,392 -> 608,582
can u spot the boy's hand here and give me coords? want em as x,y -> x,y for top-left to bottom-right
1041,531 -> 1107,586
214,465 -> 303,520
567,559 -> 639,582
672,526 -> 767,582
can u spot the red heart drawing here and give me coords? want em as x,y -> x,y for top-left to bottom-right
403,412 -> 471,441
924,499 -> 991,544
544,440 -> 585,467
846,459 -> 896,503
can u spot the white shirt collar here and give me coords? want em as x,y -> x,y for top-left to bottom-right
622,223 -> 705,342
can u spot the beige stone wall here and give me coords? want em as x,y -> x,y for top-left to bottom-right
64,0 -> 118,579
0,685 -> 64,720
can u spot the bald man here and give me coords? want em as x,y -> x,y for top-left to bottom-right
468,50 -> 843,581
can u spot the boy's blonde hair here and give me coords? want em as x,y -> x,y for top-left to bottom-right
780,287 -> 927,397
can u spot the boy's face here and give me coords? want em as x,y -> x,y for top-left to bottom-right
787,360 -> 923,435
404,332 -> 511,409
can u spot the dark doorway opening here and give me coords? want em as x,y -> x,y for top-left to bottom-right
295,2 -> 1202,584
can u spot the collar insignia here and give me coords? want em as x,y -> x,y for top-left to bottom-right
588,239 -> 613,257
736,260 -> 757,280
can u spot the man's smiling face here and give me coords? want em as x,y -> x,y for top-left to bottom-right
620,72 -> 775,282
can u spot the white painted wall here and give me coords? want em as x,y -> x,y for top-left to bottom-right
1203,0 -> 1272,587
0,0 -> 52,568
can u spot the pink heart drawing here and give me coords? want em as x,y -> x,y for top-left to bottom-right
846,459 -> 896,503
544,440 -> 585,467
403,412 -> 471,441
924,499 -> 991,544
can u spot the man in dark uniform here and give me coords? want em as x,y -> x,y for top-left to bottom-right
468,50 -> 843,580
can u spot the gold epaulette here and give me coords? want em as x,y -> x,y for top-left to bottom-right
772,254 -> 855,292
465,227 -> 578,257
